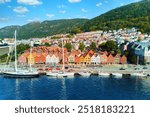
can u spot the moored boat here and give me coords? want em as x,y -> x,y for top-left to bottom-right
3,30 -> 39,78
78,71 -> 91,77
111,73 -> 122,78
98,72 -> 110,76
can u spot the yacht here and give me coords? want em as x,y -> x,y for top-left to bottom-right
3,30 -> 39,78
47,38 -> 74,78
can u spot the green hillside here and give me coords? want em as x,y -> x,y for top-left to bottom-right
0,18 -> 88,39
83,0 -> 150,33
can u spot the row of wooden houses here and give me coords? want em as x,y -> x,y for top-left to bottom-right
18,46 -> 127,65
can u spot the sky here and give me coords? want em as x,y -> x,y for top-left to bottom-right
0,0 -> 141,28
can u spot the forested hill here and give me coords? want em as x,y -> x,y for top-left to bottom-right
0,18 -> 88,39
83,0 -> 150,33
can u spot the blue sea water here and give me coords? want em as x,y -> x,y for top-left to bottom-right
0,75 -> 150,100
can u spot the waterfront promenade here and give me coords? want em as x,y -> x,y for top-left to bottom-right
1,64 -> 150,76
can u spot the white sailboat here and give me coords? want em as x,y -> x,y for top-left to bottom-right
98,71 -> 110,77
3,30 -> 39,78
47,38 -> 74,78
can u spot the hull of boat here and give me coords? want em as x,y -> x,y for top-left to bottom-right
99,72 -> 110,76
111,73 -> 122,77
132,73 -> 147,77
78,72 -> 91,77
47,72 -> 74,78
3,72 -> 40,78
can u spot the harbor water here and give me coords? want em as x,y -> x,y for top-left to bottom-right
0,75 -> 150,100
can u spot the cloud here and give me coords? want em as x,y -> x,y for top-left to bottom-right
27,18 -> 40,22
104,0 -> 108,3
57,4 -> 66,9
0,0 -> 11,4
81,8 -> 87,13
68,0 -> 81,3
13,6 -> 28,13
120,3 -> 124,6
96,2 -> 102,7
46,14 -> 55,18
0,18 -> 9,22
17,14 -> 26,17
59,10 -> 66,14
17,0 -> 42,6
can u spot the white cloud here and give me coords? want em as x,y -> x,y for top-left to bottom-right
104,0 -> 108,3
96,2 -> 102,7
120,3 -> 124,6
17,0 -> 42,6
17,14 -> 26,17
59,10 -> 66,14
57,4 -> 66,9
13,6 -> 28,13
0,0 -> 11,4
27,18 -> 40,22
68,0 -> 81,3
0,17 -> 9,22
46,14 -> 55,18
81,8 -> 87,13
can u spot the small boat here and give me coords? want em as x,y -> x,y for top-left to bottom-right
111,73 -> 122,77
98,72 -> 110,76
78,71 -> 91,77
47,71 -> 74,78
132,72 -> 147,77
47,38 -> 74,78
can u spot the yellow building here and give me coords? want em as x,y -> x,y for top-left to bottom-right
84,54 -> 91,64
27,53 -> 36,65
79,55 -> 84,64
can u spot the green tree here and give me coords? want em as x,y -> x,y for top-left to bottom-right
90,42 -> 96,51
79,42 -> 85,52
64,43 -> 72,52
99,42 -> 106,51
105,40 -> 118,52
17,44 -> 30,55
71,27 -> 82,34
43,42 -> 50,46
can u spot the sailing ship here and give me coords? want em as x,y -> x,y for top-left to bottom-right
3,30 -> 39,78
47,38 -> 74,78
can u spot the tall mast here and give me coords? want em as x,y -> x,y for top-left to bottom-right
62,38 -> 65,71
14,30 -> 17,72
30,40 -> 33,72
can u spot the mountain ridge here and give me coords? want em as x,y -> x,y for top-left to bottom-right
0,18 -> 88,39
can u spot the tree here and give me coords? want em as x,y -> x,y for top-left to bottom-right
105,40 -> 118,52
43,42 -> 50,46
99,42 -> 106,51
71,27 -> 82,34
64,43 -> 72,52
17,44 -> 30,55
90,42 -> 96,51
79,42 -> 85,52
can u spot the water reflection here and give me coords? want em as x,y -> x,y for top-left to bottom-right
1,75 -> 150,100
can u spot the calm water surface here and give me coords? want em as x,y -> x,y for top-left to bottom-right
0,75 -> 150,100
